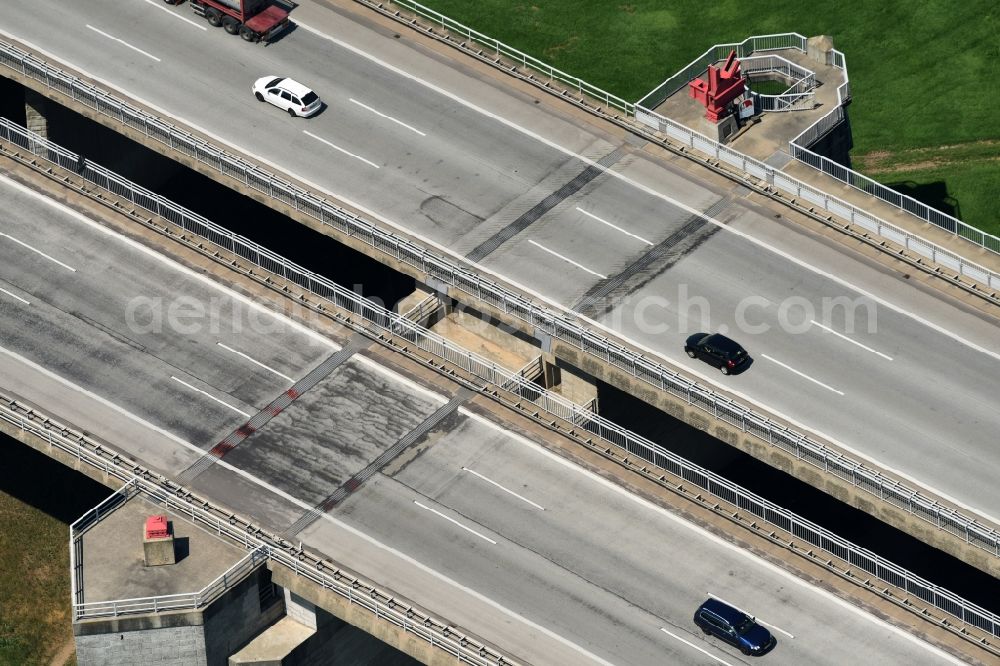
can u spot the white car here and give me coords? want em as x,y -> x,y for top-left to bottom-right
252,76 -> 322,118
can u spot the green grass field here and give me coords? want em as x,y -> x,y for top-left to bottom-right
418,1 -> 1000,235
0,437 -> 110,666
0,489 -> 75,666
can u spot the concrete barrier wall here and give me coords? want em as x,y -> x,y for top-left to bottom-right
4,72 -> 996,577
551,337 -> 1000,579
72,568 -> 283,666
76,624 -> 208,666
269,564 -> 462,666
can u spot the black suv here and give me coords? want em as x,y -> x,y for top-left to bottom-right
694,598 -> 776,656
684,333 -> 750,375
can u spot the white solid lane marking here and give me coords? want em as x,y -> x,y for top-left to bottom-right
761,354 -> 844,396
85,25 -> 161,62
170,375 -> 251,417
10,23 -> 998,381
706,593 -> 795,639
302,130 -> 380,168
9,23 -> 995,531
0,232 -> 76,272
527,240 -> 607,279
413,500 -> 497,545
349,98 -> 426,136
810,320 -> 893,361
577,207 -> 653,246
462,467 -> 545,510
0,175 -> 335,348
352,354 -> 449,405
289,22 -> 1000,370
216,342 -> 294,382
0,343 -> 210,459
0,287 -> 29,305
0,342 -> 611,666
659,628 -> 734,666
139,0 -> 207,30
464,409 -> 966,665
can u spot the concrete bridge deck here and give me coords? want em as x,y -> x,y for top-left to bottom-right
0,157 -> 981,664
2,0 -> 998,549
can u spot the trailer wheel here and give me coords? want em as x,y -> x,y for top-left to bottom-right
205,9 -> 223,27
223,17 -> 240,35
239,25 -> 257,42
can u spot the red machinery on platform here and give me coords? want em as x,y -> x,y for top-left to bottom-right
688,50 -> 746,122
144,515 -> 170,540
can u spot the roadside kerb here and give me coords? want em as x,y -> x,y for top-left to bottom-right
364,0 -> 633,116
639,29 -> 1000,264
3,124 -> 1000,643
633,62 -> 1000,292
3,46 -> 999,565
0,397 -> 519,666
3,103 -> 1000,560
355,4 -> 1000,274
3,361 -> 1000,654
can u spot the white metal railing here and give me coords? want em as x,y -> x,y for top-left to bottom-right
375,0 -> 633,115
366,7 -> 1000,265
631,98 -> 1000,290
741,54 -> 816,112
2,43 -> 1000,549
730,43 -> 997,256
2,56 -> 1000,564
636,33 -> 808,109
2,124 -> 999,641
400,292 -> 443,324
3,404 -> 517,665
786,50 -> 1000,255
71,497 -> 269,621
4,267 -> 1000,642
322,12 -> 1000,285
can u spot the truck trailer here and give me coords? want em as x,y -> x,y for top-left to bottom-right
166,0 -> 290,43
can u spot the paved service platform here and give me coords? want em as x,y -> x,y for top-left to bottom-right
79,494 -> 246,603
654,45 -> 846,162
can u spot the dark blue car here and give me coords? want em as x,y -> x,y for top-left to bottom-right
693,598 -> 776,656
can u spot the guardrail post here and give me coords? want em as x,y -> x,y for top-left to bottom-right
4,64 -> 1000,637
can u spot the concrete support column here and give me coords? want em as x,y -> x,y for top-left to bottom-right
283,589 -> 317,631
24,89 -> 48,139
541,354 -> 561,389
396,287 -> 452,328
807,35 -> 835,66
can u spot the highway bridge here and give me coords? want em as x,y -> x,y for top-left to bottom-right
1,0 -> 999,664
0,168 -> 971,664
5,0 -> 998,550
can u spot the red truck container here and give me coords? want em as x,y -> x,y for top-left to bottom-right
167,0 -> 291,43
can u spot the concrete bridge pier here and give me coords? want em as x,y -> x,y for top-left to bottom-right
70,489 -> 420,666
24,88 -> 47,140
73,566 -> 284,666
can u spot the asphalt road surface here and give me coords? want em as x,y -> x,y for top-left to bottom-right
0,175 -> 965,664
3,1 -> 1000,526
